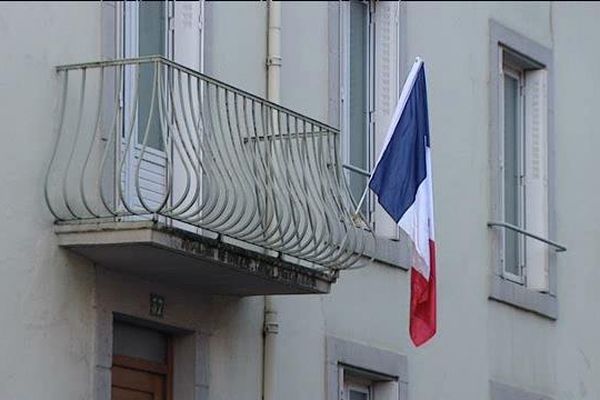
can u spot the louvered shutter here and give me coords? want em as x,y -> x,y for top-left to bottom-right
171,0 -> 204,230
172,0 -> 203,71
373,1 -> 401,238
524,69 -> 549,291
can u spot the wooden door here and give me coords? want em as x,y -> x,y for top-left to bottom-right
112,355 -> 168,400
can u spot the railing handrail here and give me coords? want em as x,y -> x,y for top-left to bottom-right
487,221 -> 567,252
342,164 -> 371,178
55,55 -> 340,134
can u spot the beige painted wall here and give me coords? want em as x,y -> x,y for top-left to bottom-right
0,3 -> 101,399
0,2 -> 600,400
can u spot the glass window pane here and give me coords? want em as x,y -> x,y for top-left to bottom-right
138,1 -> 165,150
349,1 -> 368,212
113,321 -> 167,363
349,390 -> 369,400
503,73 -> 520,276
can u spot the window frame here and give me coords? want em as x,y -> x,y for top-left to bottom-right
122,0 -> 172,153
340,0 -> 376,221
488,20 -> 557,319
499,56 -> 527,285
119,0 -> 173,209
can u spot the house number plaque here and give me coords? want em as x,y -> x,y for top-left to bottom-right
150,293 -> 165,318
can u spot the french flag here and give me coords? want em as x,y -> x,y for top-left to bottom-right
369,59 -> 436,347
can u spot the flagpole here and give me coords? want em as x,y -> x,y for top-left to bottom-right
353,184 -> 370,216
342,164 -> 372,217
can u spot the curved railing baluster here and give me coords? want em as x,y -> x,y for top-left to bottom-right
117,63 -> 143,216
61,68 -> 87,219
44,70 -> 69,220
169,69 -> 202,218
223,92 -> 263,239
97,64 -> 123,217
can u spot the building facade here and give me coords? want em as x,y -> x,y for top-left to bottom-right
0,1 -> 598,400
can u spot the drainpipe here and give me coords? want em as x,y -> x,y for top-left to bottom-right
263,2 -> 281,400
266,0 -> 281,103
262,296 -> 278,400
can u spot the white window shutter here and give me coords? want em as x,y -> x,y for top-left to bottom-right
524,69 -> 549,291
374,1 -> 397,125
172,0 -> 203,70
373,1 -> 401,238
171,0 -> 204,232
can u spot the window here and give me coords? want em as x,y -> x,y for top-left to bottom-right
121,1 -> 172,210
123,0 -> 171,152
348,388 -> 370,400
499,47 -> 549,290
119,1 -> 204,212
344,375 -> 372,400
340,367 -> 398,400
501,60 -> 526,283
326,336 -> 407,400
488,21 -> 559,319
341,0 -> 375,219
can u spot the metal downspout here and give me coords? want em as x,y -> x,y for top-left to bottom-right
263,1 -> 281,400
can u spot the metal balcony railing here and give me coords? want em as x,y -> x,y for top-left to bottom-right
45,56 -> 372,271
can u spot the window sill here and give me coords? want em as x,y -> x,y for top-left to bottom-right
490,380 -> 554,400
359,230 -> 410,270
489,274 -> 557,320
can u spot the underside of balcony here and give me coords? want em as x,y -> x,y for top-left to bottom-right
56,220 -> 334,295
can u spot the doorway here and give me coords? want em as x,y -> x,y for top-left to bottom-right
111,321 -> 173,400
121,0 -> 171,213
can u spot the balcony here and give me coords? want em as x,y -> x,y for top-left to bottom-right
45,56 -> 372,295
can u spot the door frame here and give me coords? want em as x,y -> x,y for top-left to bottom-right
120,0 -> 172,214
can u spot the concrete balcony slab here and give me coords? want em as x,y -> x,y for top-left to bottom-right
55,221 -> 334,295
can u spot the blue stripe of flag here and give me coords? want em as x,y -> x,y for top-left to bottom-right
368,65 -> 430,223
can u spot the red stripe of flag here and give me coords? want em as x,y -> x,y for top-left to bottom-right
409,240 -> 437,346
